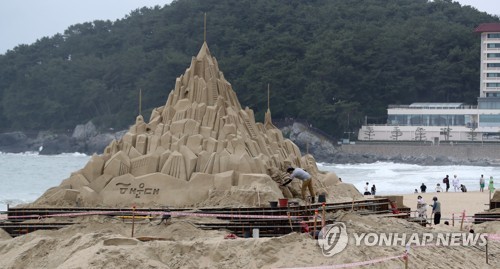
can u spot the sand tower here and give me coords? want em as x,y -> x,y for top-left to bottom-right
34,42 -> 360,208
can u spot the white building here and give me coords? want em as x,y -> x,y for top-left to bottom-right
358,23 -> 500,143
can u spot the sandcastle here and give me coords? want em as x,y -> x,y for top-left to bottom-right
34,42 -> 361,208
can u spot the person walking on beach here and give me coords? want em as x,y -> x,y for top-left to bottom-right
452,175 -> 460,192
371,184 -> 376,195
420,183 -> 427,193
480,175 -> 485,192
489,176 -> 495,193
443,175 -> 450,192
430,196 -> 441,225
285,167 -> 315,203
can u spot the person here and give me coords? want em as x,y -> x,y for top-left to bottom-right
420,183 -> 427,193
417,195 -> 427,219
480,175 -> 485,192
284,167 -> 315,203
338,177 -> 342,182
363,182 -> 371,195
371,184 -> 376,195
443,175 -> 450,192
414,189 -> 418,194
489,176 -> 495,193
452,175 -> 460,192
430,196 -> 441,225
436,183 -> 443,192
460,184 -> 467,192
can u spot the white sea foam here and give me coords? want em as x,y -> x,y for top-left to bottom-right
0,156 -> 498,212
0,153 -> 90,211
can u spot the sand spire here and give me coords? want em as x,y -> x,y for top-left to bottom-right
34,42 -> 355,208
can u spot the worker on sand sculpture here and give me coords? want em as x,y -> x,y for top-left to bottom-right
282,167 -> 315,203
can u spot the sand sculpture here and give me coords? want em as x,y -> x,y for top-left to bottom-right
34,42 -> 361,208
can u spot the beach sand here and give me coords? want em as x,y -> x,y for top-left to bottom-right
403,190 -> 492,221
0,191 -> 499,268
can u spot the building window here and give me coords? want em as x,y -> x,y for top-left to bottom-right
487,83 -> 500,87
487,73 -> 500,77
487,53 -> 500,58
488,34 -> 500,38
486,93 -> 500,97
488,63 -> 500,67
487,43 -> 500,48
480,114 -> 500,127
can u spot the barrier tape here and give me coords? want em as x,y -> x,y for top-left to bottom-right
136,210 -> 305,219
7,210 -> 305,220
276,254 -> 405,269
467,217 -> 500,220
487,234 -> 500,241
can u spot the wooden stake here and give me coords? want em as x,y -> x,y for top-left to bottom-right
404,253 -> 408,269
489,190 -> 492,209
267,83 -> 270,111
131,206 -> 136,237
256,187 -> 261,207
404,245 -> 410,269
322,203 -> 326,227
460,210 -> 465,231
287,212 -> 293,232
138,89 -> 142,116
313,210 -> 318,239
204,13 -> 207,42
239,208 -> 243,237
486,235 -> 489,264
452,213 -> 454,227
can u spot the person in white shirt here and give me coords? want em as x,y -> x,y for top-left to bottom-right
363,182 -> 371,195
452,175 -> 460,192
416,195 -> 427,219
479,175 -> 485,192
284,167 -> 315,203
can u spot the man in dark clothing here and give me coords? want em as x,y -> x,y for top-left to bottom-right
443,175 -> 450,192
420,183 -> 427,193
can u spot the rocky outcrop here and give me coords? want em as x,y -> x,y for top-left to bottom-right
0,132 -> 30,153
281,122 -> 338,162
0,122 -> 125,155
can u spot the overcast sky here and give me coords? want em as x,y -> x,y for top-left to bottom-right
0,0 -> 499,54
0,0 -> 172,54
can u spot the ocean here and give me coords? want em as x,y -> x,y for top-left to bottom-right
1,152 -> 498,211
0,152 -> 90,212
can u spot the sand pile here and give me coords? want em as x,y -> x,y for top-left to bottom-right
30,41 -> 361,209
0,212 -> 498,269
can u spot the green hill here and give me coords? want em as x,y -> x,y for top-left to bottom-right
0,0 -> 498,138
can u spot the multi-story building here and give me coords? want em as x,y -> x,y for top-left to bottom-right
358,23 -> 500,143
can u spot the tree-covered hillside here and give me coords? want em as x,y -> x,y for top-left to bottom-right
0,0 -> 498,138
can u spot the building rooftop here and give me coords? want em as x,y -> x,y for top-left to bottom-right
409,103 -> 464,108
474,23 -> 500,33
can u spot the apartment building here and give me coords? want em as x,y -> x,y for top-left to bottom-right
358,23 -> 500,143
